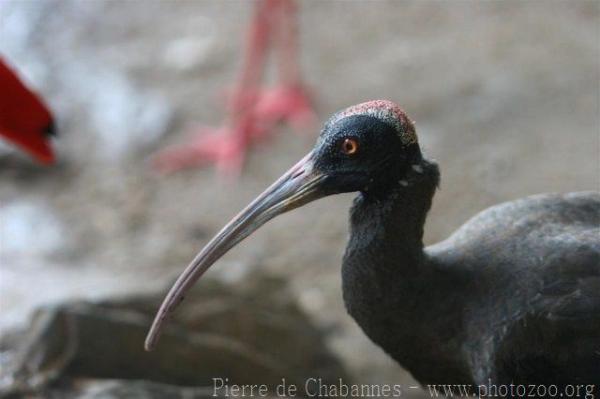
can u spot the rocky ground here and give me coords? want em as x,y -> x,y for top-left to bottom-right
0,1 -> 598,397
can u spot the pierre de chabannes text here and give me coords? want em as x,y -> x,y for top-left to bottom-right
213,378 -> 596,398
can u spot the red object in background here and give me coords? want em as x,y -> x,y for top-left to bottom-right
0,58 -> 56,165
153,0 -> 316,178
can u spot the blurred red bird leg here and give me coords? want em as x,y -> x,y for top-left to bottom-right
253,0 -> 316,132
153,0 -> 272,177
0,58 -> 56,165
152,0 -> 316,177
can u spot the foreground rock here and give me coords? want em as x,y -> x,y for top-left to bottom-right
0,275 -> 350,397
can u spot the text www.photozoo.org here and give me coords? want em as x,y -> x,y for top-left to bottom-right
212,378 -> 597,398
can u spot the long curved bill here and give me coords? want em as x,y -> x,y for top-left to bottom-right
145,151 -> 327,351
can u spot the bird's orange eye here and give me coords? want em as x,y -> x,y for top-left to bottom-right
342,138 -> 359,155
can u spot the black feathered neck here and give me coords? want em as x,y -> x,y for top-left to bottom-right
341,157 -> 462,383
351,155 -> 440,260
342,156 -> 440,324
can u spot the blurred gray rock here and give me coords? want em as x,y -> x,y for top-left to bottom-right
0,275 -> 350,398
39,380 -> 215,399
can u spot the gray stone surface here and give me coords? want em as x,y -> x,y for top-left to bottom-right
0,276 -> 348,397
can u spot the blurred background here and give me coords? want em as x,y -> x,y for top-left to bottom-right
0,1 -> 598,397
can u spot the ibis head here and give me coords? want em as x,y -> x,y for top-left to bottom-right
144,100 -> 421,350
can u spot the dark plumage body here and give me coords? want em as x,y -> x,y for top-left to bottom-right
147,100 -> 600,388
343,157 -> 600,384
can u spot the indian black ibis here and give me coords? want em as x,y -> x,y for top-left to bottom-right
146,100 -> 600,386
153,0 -> 315,177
